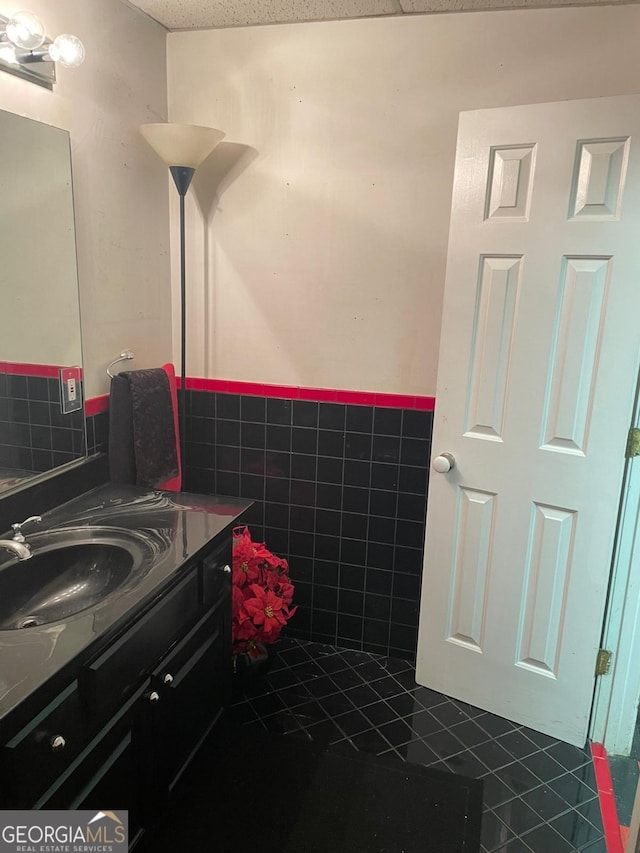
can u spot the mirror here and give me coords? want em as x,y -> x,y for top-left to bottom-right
0,108 -> 84,496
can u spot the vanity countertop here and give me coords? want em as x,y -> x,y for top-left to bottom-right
0,483 -> 252,725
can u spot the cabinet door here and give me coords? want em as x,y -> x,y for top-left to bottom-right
150,600 -> 230,796
37,679 -> 153,830
1,682 -> 91,808
74,730 -> 147,846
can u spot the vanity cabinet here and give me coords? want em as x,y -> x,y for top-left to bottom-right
0,530 -> 233,847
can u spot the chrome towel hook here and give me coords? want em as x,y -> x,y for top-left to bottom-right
106,350 -> 134,379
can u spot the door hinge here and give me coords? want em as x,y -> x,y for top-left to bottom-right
595,649 -> 613,677
625,427 -> 640,459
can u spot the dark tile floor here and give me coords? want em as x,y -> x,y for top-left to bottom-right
230,638 -> 606,853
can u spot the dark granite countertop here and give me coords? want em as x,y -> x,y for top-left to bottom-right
0,483 -> 251,724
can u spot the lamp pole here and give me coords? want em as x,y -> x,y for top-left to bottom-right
169,165 -> 195,471
139,123 -> 226,489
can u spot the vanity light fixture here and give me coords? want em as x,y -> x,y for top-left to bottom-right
0,10 -> 84,89
139,123 -> 226,465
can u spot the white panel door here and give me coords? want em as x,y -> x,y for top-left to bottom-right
416,95 -> 640,747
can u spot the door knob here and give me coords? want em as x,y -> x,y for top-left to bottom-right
222,565 -> 231,574
162,673 -> 174,685
433,452 -> 456,473
146,691 -> 160,703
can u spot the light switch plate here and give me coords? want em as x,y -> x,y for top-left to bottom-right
60,366 -> 83,414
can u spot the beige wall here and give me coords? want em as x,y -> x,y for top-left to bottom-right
168,6 -> 640,397
0,0 -> 170,398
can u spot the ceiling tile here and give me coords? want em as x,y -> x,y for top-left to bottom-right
129,0 -> 401,30
399,0 -> 633,10
127,0 -> 640,31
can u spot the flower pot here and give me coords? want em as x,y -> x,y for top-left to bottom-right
232,641 -> 275,694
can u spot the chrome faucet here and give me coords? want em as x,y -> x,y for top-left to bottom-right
0,516 -> 42,561
11,515 -> 41,543
0,539 -> 32,560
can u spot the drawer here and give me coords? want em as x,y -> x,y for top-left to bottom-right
2,681 -> 91,807
151,596 -> 227,690
79,568 -> 200,717
200,539 -> 232,606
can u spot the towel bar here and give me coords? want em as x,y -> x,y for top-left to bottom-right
106,350 -> 134,379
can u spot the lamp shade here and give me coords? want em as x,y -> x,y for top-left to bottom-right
139,123 -> 225,169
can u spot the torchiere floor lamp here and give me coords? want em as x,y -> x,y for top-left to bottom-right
140,123 -> 225,473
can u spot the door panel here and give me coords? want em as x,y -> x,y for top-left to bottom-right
416,95 -> 640,747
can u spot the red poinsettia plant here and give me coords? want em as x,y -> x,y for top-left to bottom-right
231,525 -> 297,663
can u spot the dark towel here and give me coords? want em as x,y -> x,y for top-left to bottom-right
155,363 -> 182,491
108,375 -> 136,485
108,368 -> 179,489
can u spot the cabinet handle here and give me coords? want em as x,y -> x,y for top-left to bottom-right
50,735 -> 66,752
146,691 -> 160,703
223,565 -> 231,573
162,673 -> 174,685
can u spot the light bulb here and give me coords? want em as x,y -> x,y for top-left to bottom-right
0,44 -> 18,65
6,11 -> 45,50
48,33 -> 84,68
